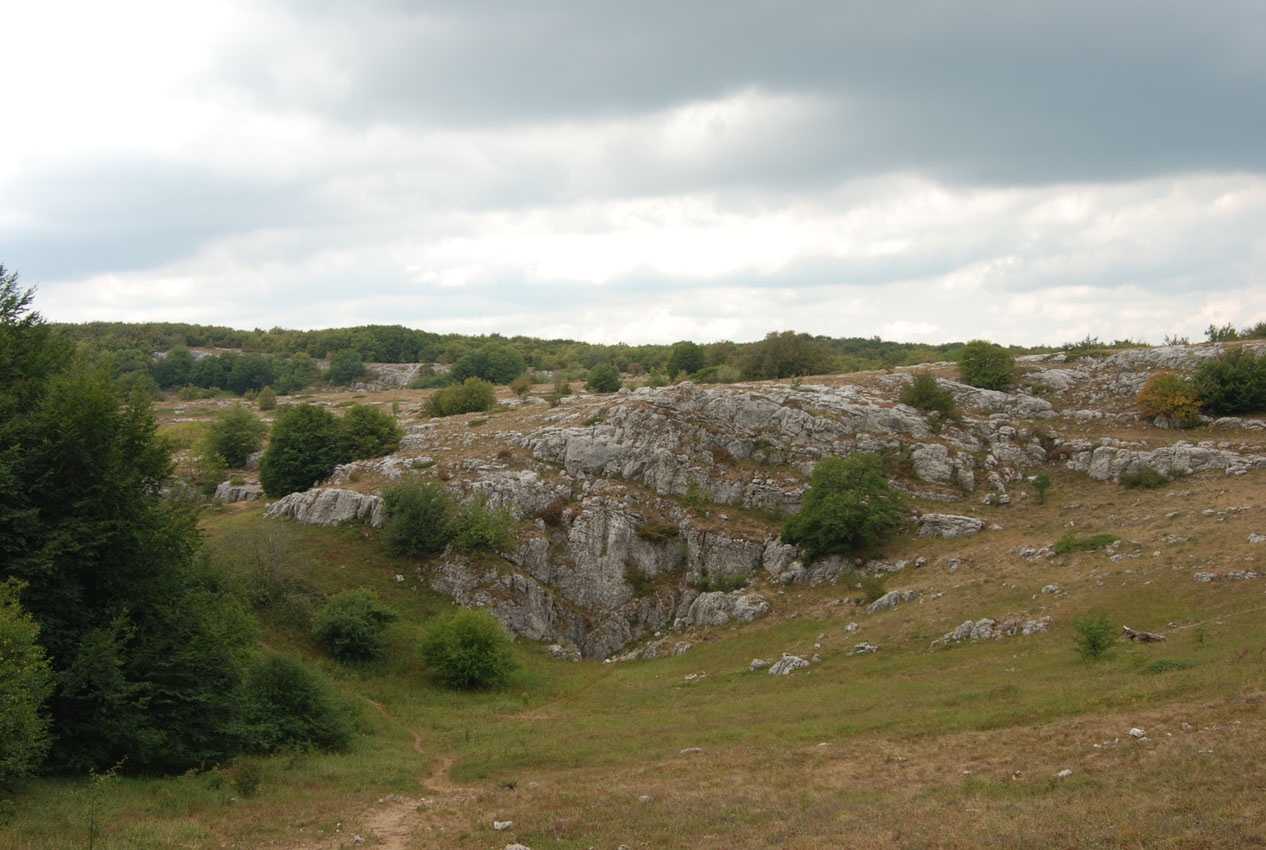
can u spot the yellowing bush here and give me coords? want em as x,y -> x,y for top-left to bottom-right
1136,371 -> 1201,427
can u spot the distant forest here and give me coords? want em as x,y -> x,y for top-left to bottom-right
53,319 -> 1232,399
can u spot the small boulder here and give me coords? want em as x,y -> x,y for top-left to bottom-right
768,654 -> 811,675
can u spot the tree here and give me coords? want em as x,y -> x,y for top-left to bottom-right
481,343 -> 526,385
1136,371 -> 1202,426
205,405 -> 268,467
956,340 -> 1015,391
338,403 -> 403,460
780,453 -> 907,562
1073,610 -> 1116,660
585,362 -> 621,393
1030,473 -> 1052,505
665,340 -> 704,380
0,579 -> 53,785
151,346 -> 194,389
327,348 -> 365,386
242,653 -> 355,753
419,608 -> 518,690
259,404 -> 343,497
741,331 -> 833,380
899,371 -> 956,420
1193,348 -> 1266,414
1,267 -> 257,773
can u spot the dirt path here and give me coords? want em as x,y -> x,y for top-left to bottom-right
322,700 -> 475,850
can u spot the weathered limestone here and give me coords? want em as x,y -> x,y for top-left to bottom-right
265,487 -> 385,527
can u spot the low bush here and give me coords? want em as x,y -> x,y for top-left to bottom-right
450,495 -> 514,556
1119,467 -> 1169,489
425,377 -> 496,417
1073,610 -> 1116,660
695,572 -> 748,593
1193,347 -> 1266,414
256,385 -> 277,411
419,608 -> 518,690
380,480 -> 454,557
956,340 -> 1015,391
1135,371 -> 1201,427
636,520 -> 680,543
259,404 -> 343,497
311,588 -> 398,661
1146,658 -> 1198,673
1030,473 -> 1052,504
532,496 -> 568,527
859,573 -> 888,604
243,653 -> 357,753
1053,531 -> 1120,554
899,371 -> 957,420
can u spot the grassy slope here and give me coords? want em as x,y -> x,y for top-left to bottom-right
5,450 -> 1266,848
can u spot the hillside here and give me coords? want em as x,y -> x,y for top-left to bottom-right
9,341 -> 1266,849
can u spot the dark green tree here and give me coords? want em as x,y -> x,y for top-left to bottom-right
1193,348 -> 1266,414
956,340 -> 1015,391
259,404 -> 343,497
780,453 -> 907,562
741,331 -> 833,380
419,608 -> 518,690
1,268 -> 256,773
380,480 -> 455,557
666,340 -> 705,379
311,588 -> 398,661
585,362 -> 621,393
424,377 -> 496,417
225,353 -> 276,395
0,579 -> 53,785
151,346 -> 194,389
326,348 -> 365,386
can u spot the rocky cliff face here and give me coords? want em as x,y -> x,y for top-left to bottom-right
260,343 -> 1266,657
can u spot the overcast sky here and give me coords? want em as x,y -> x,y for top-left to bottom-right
2,1 -> 1264,346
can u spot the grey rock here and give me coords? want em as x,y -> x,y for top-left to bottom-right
749,658 -> 769,671
768,653 -> 811,675
214,481 -> 263,503
851,642 -> 879,654
265,487 -> 385,527
918,514 -> 985,538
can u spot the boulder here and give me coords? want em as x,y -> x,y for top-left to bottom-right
768,654 -> 811,675
918,514 -> 985,538
265,487 -> 385,527
214,481 -> 263,503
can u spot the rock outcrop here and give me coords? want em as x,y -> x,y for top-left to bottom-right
265,487 -> 385,527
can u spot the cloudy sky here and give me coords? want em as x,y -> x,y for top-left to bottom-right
2,1 -> 1264,346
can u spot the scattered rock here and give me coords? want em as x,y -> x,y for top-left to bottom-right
547,644 -> 582,662
1129,727 -> 1147,739
213,481 -> 263,503
493,821 -> 513,831
749,658 -> 769,671
768,654 -> 811,675
851,642 -> 879,654
679,747 -> 703,756
1056,769 -> 1073,778
918,514 -> 986,539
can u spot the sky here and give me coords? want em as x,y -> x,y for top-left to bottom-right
2,0 -> 1264,347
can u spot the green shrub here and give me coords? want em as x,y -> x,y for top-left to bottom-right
419,608 -> 518,690
1053,531 -> 1120,554
957,340 -> 1015,391
259,404 -> 343,497
1193,347 -> 1266,414
509,375 -> 532,397
695,572 -> 748,593
1136,371 -> 1202,426
450,495 -> 514,556
1145,658 -> 1197,673
780,453 -> 907,562
425,377 -> 496,417
1073,610 -> 1116,660
380,480 -> 454,557
636,520 -> 680,543
859,573 -> 888,604
243,653 -> 356,752
1119,467 -> 1169,489
1030,473 -> 1052,504
205,405 -> 268,467
665,341 -> 705,380
585,362 -> 622,393
311,588 -> 398,661
899,371 -> 957,419
338,403 -> 403,460
0,580 -> 53,784
408,370 -> 453,390
256,385 -> 277,410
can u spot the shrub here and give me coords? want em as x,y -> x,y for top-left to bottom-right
859,573 -> 888,604
259,404 -> 343,497
1119,467 -> 1169,489
311,588 -> 398,661
1053,531 -> 1120,554
1030,473 -> 1052,504
957,340 -> 1015,391
205,405 -> 268,467
780,453 -> 907,562
326,349 -> 365,386
533,496 -> 567,527
636,520 -> 680,543
243,653 -> 356,752
1193,348 -> 1266,414
1136,371 -> 1201,426
380,480 -> 454,557
450,495 -> 514,556
425,377 -> 496,417
585,362 -> 622,393
1145,658 -> 1198,673
339,403 -> 403,460
419,608 -> 518,690
509,375 -> 532,397
408,370 -> 453,390
256,385 -> 277,410
899,371 -> 956,419
1073,610 -> 1116,660
695,572 -> 748,593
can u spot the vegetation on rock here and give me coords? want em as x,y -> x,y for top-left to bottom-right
780,453 -> 907,562
956,339 -> 1015,391
1136,371 -> 1202,426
